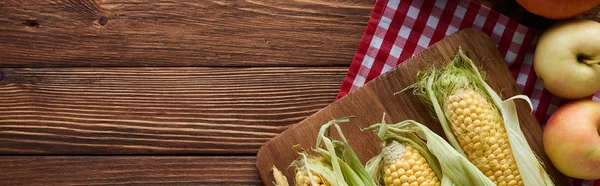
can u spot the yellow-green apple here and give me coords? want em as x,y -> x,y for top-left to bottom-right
534,19 -> 600,99
543,100 -> 600,179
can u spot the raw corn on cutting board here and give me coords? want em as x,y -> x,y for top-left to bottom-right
256,29 -> 570,186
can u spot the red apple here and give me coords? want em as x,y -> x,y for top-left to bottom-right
516,0 -> 600,19
543,100 -> 600,179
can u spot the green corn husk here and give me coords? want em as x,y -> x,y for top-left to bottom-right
364,113 -> 495,186
285,117 -> 377,186
410,48 -> 554,185
290,149 -> 338,186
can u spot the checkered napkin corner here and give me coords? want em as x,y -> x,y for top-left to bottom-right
336,0 -> 600,123
337,0 -> 538,100
336,0 -> 600,185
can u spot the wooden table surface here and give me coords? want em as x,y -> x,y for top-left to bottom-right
0,0 -> 598,185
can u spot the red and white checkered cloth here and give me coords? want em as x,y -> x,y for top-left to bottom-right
336,0 -> 600,185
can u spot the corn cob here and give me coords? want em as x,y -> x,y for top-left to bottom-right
295,170 -> 329,186
295,170 -> 328,186
291,154 -> 333,186
381,141 -> 440,186
445,89 -> 522,186
283,117 -> 377,186
365,115 -> 495,186
412,48 -> 554,186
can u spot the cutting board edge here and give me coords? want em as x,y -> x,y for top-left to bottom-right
256,28 -> 570,186
256,27 -> 486,163
255,28 -> 491,184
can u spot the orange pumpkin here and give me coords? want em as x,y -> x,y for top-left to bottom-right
516,0 -> 599,19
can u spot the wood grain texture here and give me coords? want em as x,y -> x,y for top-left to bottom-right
0,67 -> 346,154
257,29 -> 571,185
0,0 -> 373,67
0,156 -> 261,185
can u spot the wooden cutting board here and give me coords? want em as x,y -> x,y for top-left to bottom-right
256,29 -> 570,186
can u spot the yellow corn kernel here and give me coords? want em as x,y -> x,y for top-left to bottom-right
382,142 -> 440,186
295,169 -> 329,186
445,89 -> 522,186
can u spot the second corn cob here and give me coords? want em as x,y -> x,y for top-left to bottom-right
365,114 -> 495,186
380,141 -> 440,186
445,89 -> 522,186
412,48 -> 554,186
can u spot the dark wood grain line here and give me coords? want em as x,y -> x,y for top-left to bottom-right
0,156 -> 261,186
0,0 -> 374,67
0,67 -> 346,154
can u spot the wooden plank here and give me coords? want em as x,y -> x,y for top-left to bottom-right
0,67 -> 346,154
0,0 -> 373,67
0,156 -> 261,186
257,29 -> 570,185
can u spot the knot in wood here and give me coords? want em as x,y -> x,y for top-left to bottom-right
99,16 -> 108,26
22,20 -> 40,27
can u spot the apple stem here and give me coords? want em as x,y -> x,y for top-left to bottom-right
581,59 -> 600,65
